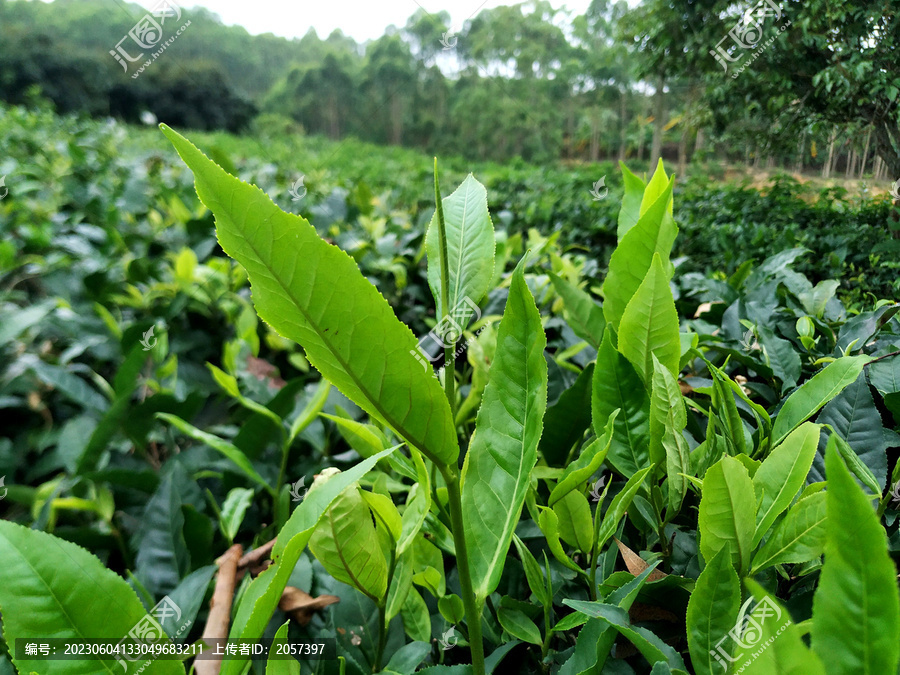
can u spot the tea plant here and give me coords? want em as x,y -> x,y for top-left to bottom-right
0,113 -> 898,675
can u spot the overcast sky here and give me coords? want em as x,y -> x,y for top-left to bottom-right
156,0 -> 594,42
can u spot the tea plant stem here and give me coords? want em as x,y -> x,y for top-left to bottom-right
434,158 -> 456,417
440,464 -> 486,675
373,549 -> 397,672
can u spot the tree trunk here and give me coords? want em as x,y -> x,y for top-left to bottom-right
693,127 -> 705,157
649,75 -> 665,168
872,121 -> 900,179
795,134 -> 805,173
859,128 -> 872,179
618,89 -> 628,161
590,109 -> 600,162
823,130 -> 836,178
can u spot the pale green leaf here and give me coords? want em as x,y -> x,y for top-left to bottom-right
616,161 -> 646,239
591,331 -> 650,478
603,179 -> 677,331
751,492 -> 826,573
752,423 -> 820,546
699,456 -> 756,575
686,548 -> 740,675
618,253 -> 681,383
0,520 -> 184,675
461,258 -> 548,600
740,580 -> 825,675
161,125 -> 458,466
649,355 -> 689,514
309,486 -> 388,601
220,487 -> 255,543
221,447 -> 396,675
810,440 -> 900,674
426,173 -> 495,316
266,621 -> 300,675
770,355 -> 871,445
498,606 -> 542,645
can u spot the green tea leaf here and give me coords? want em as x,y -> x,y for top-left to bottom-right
549,273 -> 605,349
603,180 -> 676,331
135,471 -> 191,597
561,600 -> 686,670
161,125 -> 458,466
426,173 -> 495,317
538,506 -> 582,573
554,490 -> 594,553
616,161 -> 646,238
639,159 -> 673,219
751,491 -> 826,573
512,535 -> 551,608
549,412 -> 615,507
618,253 -> 681,383
649,355 -> 689,514
686,548 -> 740,675
156,413 -> 271,493
222,447 -> 396,675
809,374 -> 889,492
594,466 -> 653,554
810,440 -> 900,674
397,449 -> 431,556
220,487 -> 254,543
461,258 -> 548,601
497,606 -> 542,645
770,355 -> 871,445
309,486 -> 388,601
752,423 -> 820,546
739,580 -> 825,675
0,520 -> 184,675
591,331 -> 651,477
699,456 -> 756,575
266,621 -> 300,675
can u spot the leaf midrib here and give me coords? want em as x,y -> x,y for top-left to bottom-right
450,177 -> 476,305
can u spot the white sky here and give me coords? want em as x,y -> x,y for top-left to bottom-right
165,0 -> 595,42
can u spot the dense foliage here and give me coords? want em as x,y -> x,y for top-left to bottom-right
1,104 -> 899,675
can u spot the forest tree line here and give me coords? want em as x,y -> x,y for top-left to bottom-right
1,0 -> 897,177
